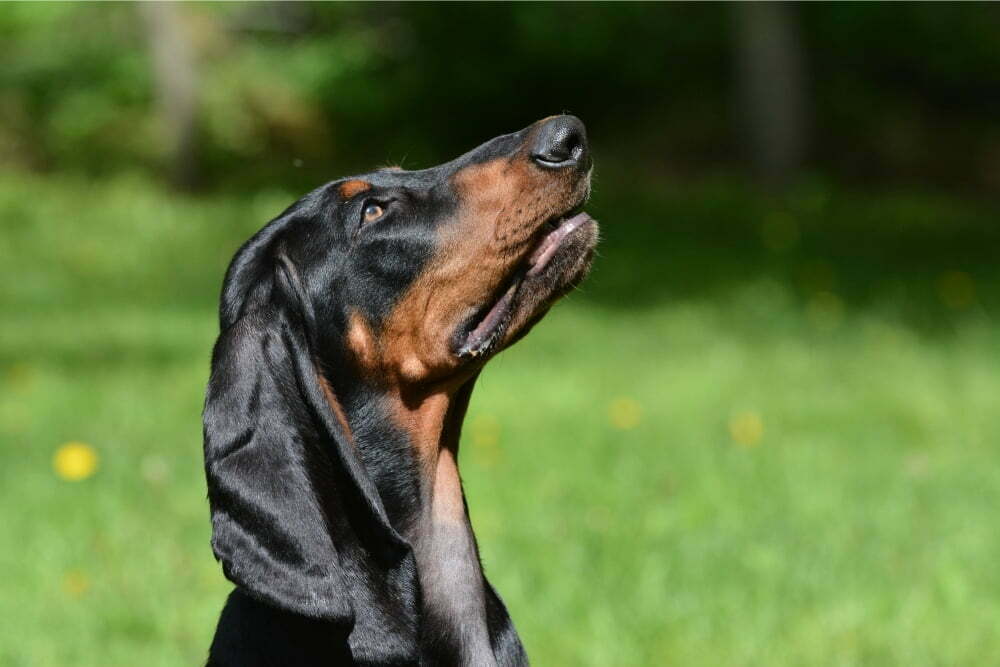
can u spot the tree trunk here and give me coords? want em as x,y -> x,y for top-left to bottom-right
139,2 -> 200,190
734,3 -> 808,186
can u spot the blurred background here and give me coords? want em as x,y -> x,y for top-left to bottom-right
2,3 -> 999,665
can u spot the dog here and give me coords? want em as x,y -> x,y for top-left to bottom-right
202,115 -> 598,665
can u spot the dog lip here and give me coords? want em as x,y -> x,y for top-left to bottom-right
454,208 -> 593,359
526,212 -> 593,277
454,275 -> 522,358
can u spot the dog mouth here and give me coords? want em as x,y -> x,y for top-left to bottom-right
453,209 -> 597,360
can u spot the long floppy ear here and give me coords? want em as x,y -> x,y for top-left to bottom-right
203,233 -> 414,625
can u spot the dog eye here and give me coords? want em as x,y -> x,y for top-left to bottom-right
362,203 -> 385,224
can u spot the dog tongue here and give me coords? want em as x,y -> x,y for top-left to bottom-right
527,212 -> 590,276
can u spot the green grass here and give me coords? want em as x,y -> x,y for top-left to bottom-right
2,169 -> 999,666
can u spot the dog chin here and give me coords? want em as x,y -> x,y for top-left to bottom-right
453,214 -> 598,361
502,215 -> 598,344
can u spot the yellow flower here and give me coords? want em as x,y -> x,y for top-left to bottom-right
469,415 -> 503,468
729,411 -> 764,447
609,397 -> 642,430
53,442 -> 98,481
470,414 -> 501,448
62,570 -> 89,597
5,363 -> 36,392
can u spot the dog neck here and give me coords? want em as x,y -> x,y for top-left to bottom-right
324,369 -> 498,664
389,382 -> 497,665
391,384 -> 469,518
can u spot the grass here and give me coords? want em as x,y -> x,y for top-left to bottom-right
1,168 -> 998,666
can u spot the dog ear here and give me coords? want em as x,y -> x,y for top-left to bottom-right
203,225 -> 410,623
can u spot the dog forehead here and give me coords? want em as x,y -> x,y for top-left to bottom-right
353,168 -> 442,191
347,126 -> 530,192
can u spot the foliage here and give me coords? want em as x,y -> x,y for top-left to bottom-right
2,4 -> 1000,191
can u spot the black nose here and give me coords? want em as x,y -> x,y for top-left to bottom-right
531,115 -> 589,170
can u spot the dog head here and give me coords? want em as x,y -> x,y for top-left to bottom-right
203,116 -> 598,638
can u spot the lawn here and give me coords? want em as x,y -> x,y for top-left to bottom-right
1,169 -> 998,666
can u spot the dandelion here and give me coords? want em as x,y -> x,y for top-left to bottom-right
470,414 -> 501,448
608,397 -> 642,430
6,363 -> 36,391
469,415 -> 502,467
62,570 -> 89,597
53,442 -> 98,481
729,410 -> 764,447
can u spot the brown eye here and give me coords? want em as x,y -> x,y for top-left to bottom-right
362,203 -> 384,224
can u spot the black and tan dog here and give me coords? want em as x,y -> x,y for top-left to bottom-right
203,115 -> 598,665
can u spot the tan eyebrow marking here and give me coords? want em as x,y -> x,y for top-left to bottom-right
339,180 -> 372,199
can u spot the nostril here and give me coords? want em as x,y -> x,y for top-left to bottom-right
531,115 -> 589,168
534,129 -> 581,163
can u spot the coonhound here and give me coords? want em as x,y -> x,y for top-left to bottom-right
203,115 -> 598,666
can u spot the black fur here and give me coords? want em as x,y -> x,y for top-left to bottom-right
203,117 -> 592,665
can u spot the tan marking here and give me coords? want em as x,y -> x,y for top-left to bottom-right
400,356 -> 427,383
316,371 -> 354,441
387,385 -> 472,523
391,391 -> 452,462
339,179 -> 371,199
431,447 -> 465,523
346,310 -> 378,376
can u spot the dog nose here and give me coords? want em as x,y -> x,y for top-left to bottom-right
531,115 -> 589,170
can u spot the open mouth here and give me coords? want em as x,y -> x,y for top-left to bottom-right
454,210 -> 596,359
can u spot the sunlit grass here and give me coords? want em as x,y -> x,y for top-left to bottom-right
1,171 -> 998,665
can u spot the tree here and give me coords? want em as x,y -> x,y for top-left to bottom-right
139,2 -> 200,190
734,3 -> 808,185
